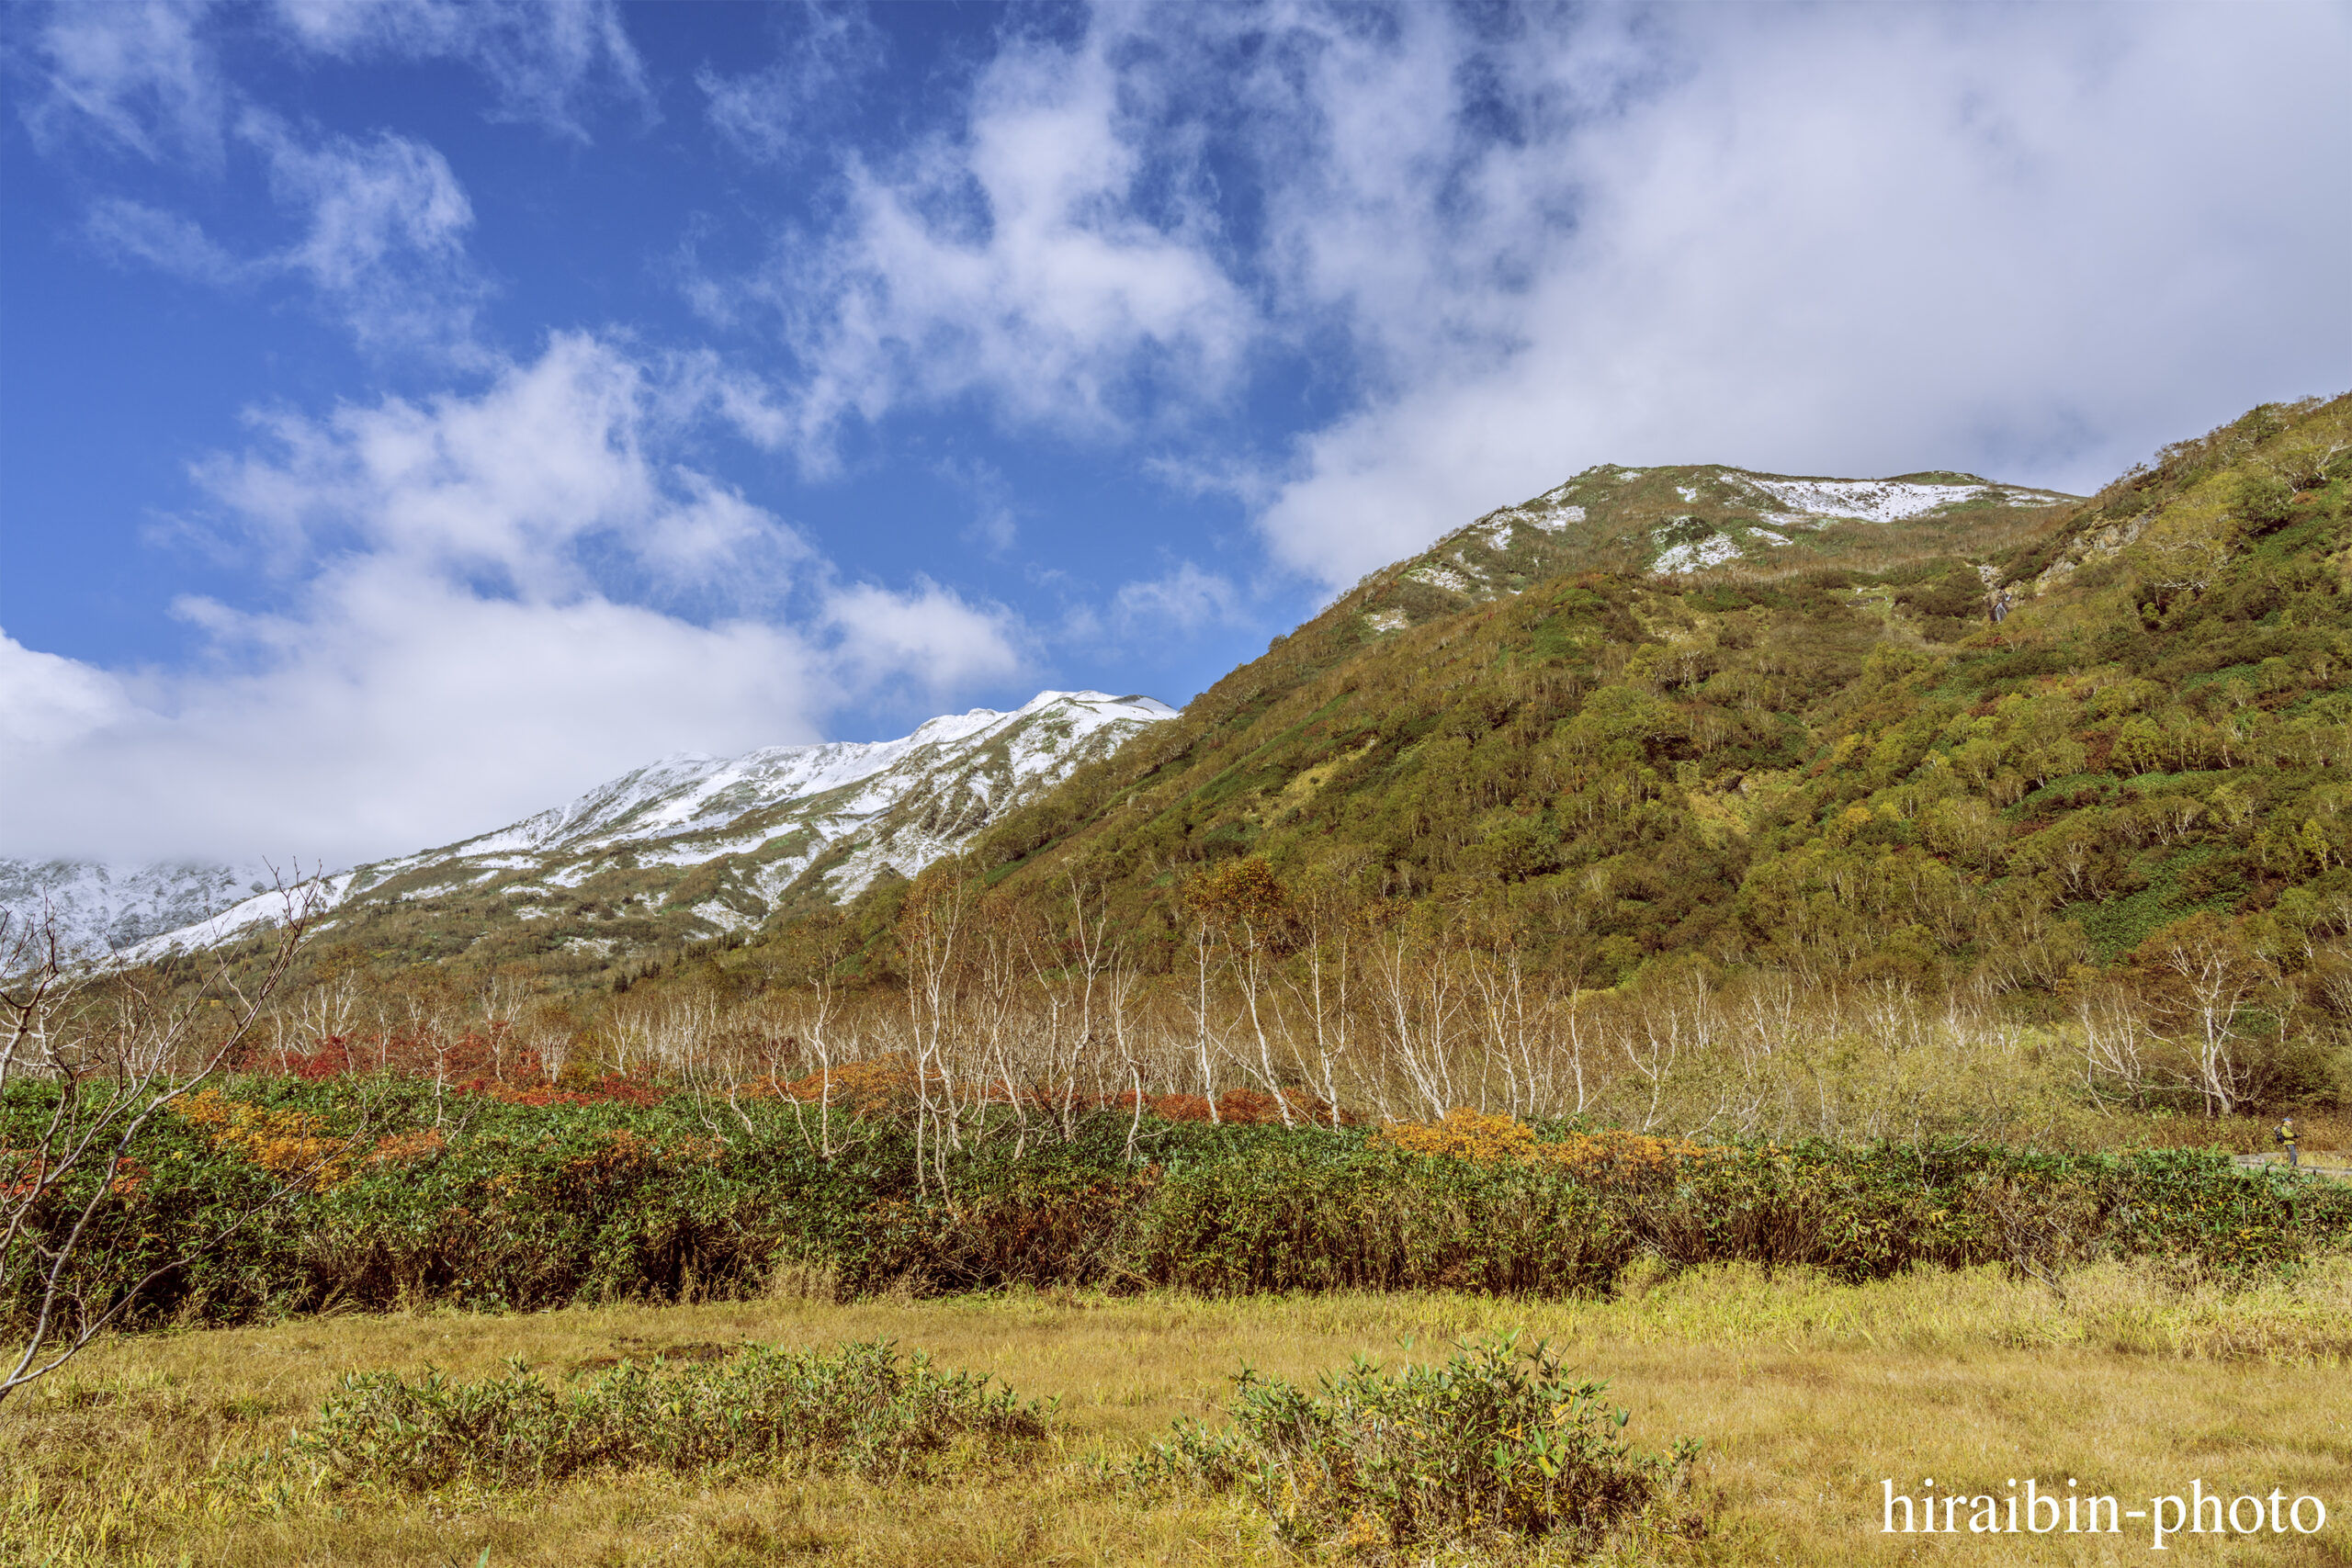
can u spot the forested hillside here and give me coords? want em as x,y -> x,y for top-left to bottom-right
922,395 -> 2352,1118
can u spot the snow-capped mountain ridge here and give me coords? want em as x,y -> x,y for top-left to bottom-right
7,692 -> 1174,962
1346,461 -> 2078,636
354,691 -> 1165,880
0,860 -> 281,959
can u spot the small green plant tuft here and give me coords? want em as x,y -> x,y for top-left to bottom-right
1131,1333 -> 1701,1559
295,1338 -> 1048,1491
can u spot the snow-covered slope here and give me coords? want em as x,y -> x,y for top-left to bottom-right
328,689 -> 1173,916
28,691 -> 1172,963
1345,462 -> 2077,637
0,859 -> 277,958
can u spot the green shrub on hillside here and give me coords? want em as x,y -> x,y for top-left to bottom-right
1128,1135 -> 1631,1296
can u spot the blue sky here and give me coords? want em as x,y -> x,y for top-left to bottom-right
3,1 -> 2346,865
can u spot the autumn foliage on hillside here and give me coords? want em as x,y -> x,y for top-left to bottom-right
925,395 -> 2351,1126
136,397 -> 2351,1148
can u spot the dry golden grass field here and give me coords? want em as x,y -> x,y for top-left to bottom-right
6,1260 -> 2349,1568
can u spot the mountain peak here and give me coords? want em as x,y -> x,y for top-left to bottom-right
13,689 -> 1177,962
1345,460 -> 2081,637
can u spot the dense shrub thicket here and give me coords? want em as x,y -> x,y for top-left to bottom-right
6,1078 -> 2346,1331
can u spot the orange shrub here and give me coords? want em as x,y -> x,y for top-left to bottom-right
176,1088 -> 352,1185
1378,1110 -> 1718,1185
741,1055 -> 925,1113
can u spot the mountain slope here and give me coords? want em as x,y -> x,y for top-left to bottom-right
86,691 -> 1172,966
0,859 -> 277,957
942,398 -> 2348,1097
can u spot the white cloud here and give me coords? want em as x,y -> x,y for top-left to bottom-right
196,333 -> 662,588
244,117 -> 487,357
822,580 -> 1027,696
1230,4 -> 2352,588
744,19 -> 1256,459
0,632 -> 134,749
0,337 -> 1026,863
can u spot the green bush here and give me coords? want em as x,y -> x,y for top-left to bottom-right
295,1338 -> 1048,1491
1128,1135 -> 1630,1295
10,1079 -> 2346,1336
1133,1334 -> 1698,1556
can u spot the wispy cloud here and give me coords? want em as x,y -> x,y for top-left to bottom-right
21,0 -> 647,162
266,0 -> 649,141
937,457 -> 1018,555
245,116 -> 488,358
698,1 -> 883,164
84,196 -> 243,283
80,119 -> 492,363
28,1 -> 519,363
20,0 -> 227,164
1113,562 -> 1239,636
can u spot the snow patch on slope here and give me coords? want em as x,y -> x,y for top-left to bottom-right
1654,536 -> 1742,573
117,873 -> 358,963
1738,477 -> 2067,525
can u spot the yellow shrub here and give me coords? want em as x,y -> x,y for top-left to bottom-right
175,1089 -> 351,1184
1377,1109 -> 1717,1184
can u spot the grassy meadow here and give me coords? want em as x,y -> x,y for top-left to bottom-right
8,1078 -> 2351,1564
10,1260 -> 2350,1566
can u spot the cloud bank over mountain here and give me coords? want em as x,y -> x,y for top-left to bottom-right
700,5 -> 2344,590
5,1 -> 2343,863
0,336 -> 1023,863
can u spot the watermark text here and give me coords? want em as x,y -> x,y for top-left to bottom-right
1880,1477 -> 2327,1549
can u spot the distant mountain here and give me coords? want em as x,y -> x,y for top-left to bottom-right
12,691 -> 1173,965
1346,464 -> 2076,636
0,859 -> 276,958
